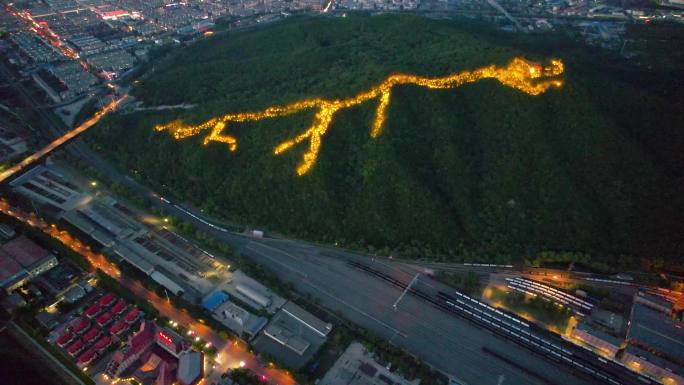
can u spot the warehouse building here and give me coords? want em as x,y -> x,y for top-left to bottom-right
634,291 -> 674,315
571,320 -> 623,358
11,166 -> 89,211
211,300 -> 267,339
253,301 -> 331,369
627,303 -> 684,365
0,250 -> 29,292
0,235 -> 58,293
2,235 -> 58,277
222,270 -> 285,314
621,345 -> 684,385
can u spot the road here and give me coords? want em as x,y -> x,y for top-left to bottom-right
124,279 -> 295,385
0,199 -> 294,385
0,128 -> 599,385
0,95 -> 126,183
0,137 -> 618,385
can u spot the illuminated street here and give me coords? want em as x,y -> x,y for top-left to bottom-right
0,95 -> 127,183
0,198 -> 295,385
4,4 -> 80,59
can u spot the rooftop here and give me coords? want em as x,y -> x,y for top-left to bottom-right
1,235 -> 51,269
282,301 -> 332,337
635,291 -> 674,313
177,351 -> 203,385
628,303 -> 684,363
0,249 -> 27,287
201,290 -> 229,312
576,320 -> 623,346
625,345 -> 684,376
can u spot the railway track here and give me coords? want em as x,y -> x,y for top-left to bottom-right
346,260 -> 656,385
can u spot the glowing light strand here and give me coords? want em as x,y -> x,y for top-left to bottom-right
155,58 -> 564,176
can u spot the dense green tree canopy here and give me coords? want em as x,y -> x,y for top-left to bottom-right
87,14 -> 684,265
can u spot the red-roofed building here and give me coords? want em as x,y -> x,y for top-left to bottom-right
1,235 -> 57,277
106,321 -> 155,377
94,336 -> 112,353
71,318 -> 90,335
111,300 -> 127,315
155,361 -> 176,385
77,349 -> 97,367
96,311 -> 114,327
110,320 -> 129,336
67,340 -> 85,356
0,249 -> 28,293
84,303 -> 102,319
82,327 -> 101,344
131,321 -> 155,355
57,331 -> 75,348
124,308 -> 140,324
99,293 -> 116,307
156,329 -> 188,358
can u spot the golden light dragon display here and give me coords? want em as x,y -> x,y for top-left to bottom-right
155,57 -> 564,176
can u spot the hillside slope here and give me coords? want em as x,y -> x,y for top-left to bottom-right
87,15 -> 684,265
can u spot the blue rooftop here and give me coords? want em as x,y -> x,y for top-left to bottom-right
202,290 -> 229,312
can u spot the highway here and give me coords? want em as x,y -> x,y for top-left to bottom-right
0,95 -> 126,183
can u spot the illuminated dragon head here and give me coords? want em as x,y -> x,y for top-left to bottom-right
494,58 -> 564,95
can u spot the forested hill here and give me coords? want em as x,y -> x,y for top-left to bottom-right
87,14 -> 684,268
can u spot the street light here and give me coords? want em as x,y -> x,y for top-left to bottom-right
90,181 -> 97,187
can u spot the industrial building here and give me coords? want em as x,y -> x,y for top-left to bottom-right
61,193 -> 223,300
9,32 -> 62,63
627,303 -> 684,364
0,251 -> 29,293
221,270 -> 285,314
35,61 -> 99,102
3,235 -> 58,276
201,290 -> 230,312
10,166 -> 90,211
0,235 -> 58,292
253,301 -> 331,369
634,291 -> 674,315
13,165 -> 225,301
210,299 -> 267,339
570,319 -> 624,358
621,345 -> 684,385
